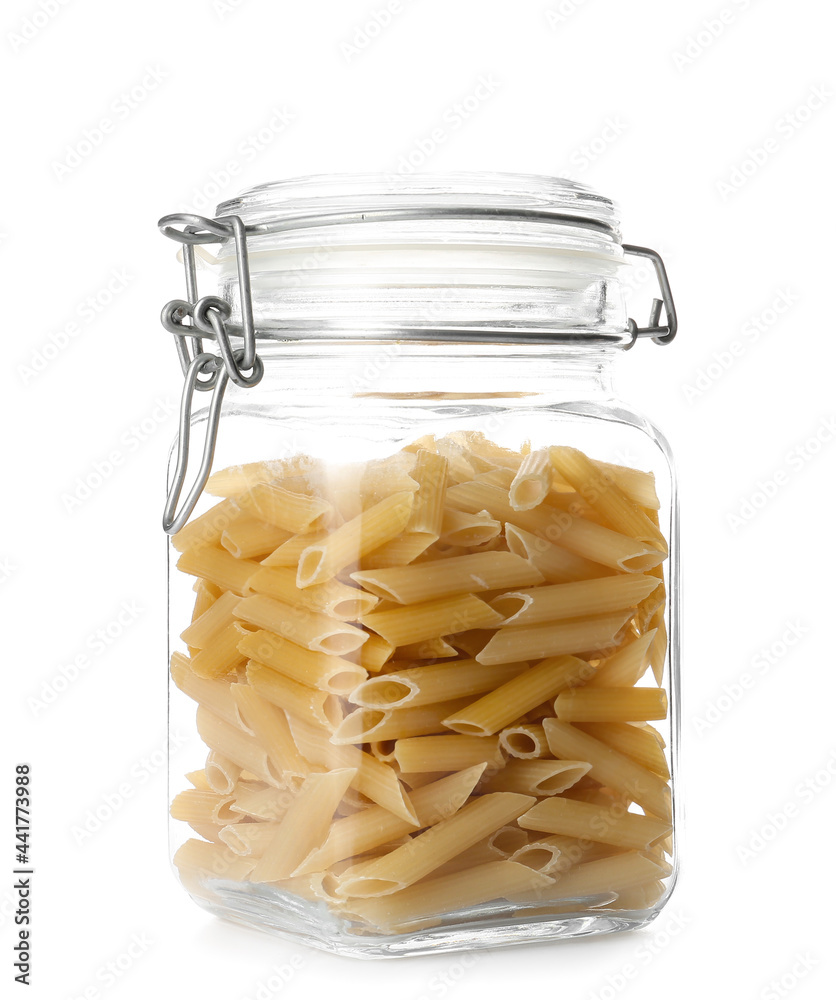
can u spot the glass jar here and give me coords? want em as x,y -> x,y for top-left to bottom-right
161,173 -> 680,959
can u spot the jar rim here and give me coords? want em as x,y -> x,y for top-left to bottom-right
215,171 -> 621,242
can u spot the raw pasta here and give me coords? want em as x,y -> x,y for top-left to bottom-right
170,434 -> 672,934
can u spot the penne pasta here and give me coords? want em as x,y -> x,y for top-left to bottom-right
234,594 -> 368,656
170,652 -> 248,732
190,578 -> 221,625
245,566 -> 378,620
607,879 -> 667,910
549,447 -> 667,552
205,457 -> 319,497
589,460 -> 660,511
170,789 -> 236,825
346,861 -> 553,933
244,482 -> 333,534
331,697 -> 472,745
439,508 -> 501,547
260,530 -> 328,568
245,660 -> 343,730
219,822 -> 285,858
488,825 -> 531,858
649,611 -> 668,685
509,449 -> 552,511
507,839 -> 565,875
180,591 -> 241,649
584,631 -> 656,688
286,715 -> 418,824
250,769 -> 357,882
195,705 -> 283,788
576,722 -> 670,779
518,797 -> 671,850
543,719 -> 671,820
204,751 -> 242,795
335,792 -> 535,898
297,492 -> 415,587
348,632 -> 394,673
490,575 -> 660,627
475,610 -> 633,666
393,734 -> 504,773
170,436 -> 673,935
362,594 -> 504,648
446,481 -> 665,573
523,852 -> 671,901
177,545 -> 260,596
189,622 -> 249,680
185,768 -> 212,790
444,655 -> 594,736
352,551 -> 544,605
230,683 -> 309,781
172,497 -> 242,553
482,759 -> 591,796
220,512 -> 292,560
555,687 -> 668,722
498,723 -> 550,759
237,629 -> 367,695
292,766 -> 486,876
173,839 -> 256,898
229,783 -> 294,821
504,524 -> 613,584
396,637 -> 459,660
349,659 -> 529,710
363,450 -> 448,568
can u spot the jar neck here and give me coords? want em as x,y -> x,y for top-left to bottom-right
248,341 -> 618,404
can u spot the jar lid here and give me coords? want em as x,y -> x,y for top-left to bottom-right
208,172 -> 633,345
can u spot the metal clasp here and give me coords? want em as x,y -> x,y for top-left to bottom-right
158,213 -> 263,534
622,245 -> 677,347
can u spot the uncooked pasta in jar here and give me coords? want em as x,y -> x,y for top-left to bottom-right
169,431 -> 672,936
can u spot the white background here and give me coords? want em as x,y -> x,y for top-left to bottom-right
4,1 -> 835,998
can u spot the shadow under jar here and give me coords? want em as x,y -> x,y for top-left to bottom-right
161,172 -> 680,959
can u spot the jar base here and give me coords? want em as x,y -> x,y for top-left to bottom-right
190,880 -> 664,960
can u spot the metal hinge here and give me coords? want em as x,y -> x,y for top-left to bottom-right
157,213 -> 263,534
